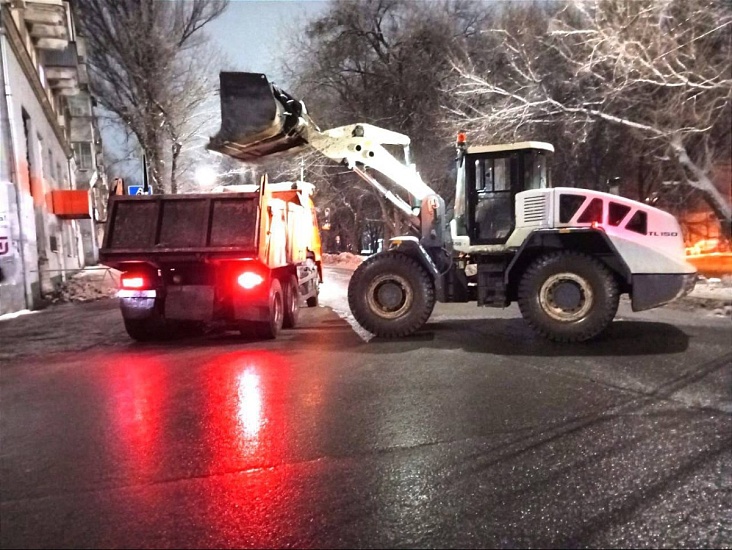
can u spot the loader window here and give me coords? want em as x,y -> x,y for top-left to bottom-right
476,158 -> 510,192
608,202 -> 631,226
454,157 -> 467,235
474,156 -> 512,241
525,151 -> 549,190
577,198 -> 604,224
559,194 -> 585,224
625,210 -> 648,235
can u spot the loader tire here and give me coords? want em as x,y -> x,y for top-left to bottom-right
348,252 -> 435,338
517,251 -> 619,342
240,279 -> 284,340
283,275 -> 300,329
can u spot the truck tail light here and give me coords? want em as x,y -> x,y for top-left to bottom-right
237,272 -> 264,290
121,276 -> 147,289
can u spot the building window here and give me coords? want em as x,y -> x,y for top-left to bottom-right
73,142 -> 93,170
68,95 -> 91,117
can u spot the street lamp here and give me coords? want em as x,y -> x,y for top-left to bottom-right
195,165 -> 217,189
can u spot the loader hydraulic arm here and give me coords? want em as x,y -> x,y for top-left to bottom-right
208,72 -> 448,249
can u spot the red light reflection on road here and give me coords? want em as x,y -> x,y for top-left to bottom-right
203,349 -> 292,464
237,368 -> 263,442
198,349 -> 315,546
104,353 -> 166,481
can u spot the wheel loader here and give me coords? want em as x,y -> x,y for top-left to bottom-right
208,72 -> 697,342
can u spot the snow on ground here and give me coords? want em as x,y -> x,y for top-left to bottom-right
321,253 -> 364,269
49,267 -> 120,304
0,309 -> 38,323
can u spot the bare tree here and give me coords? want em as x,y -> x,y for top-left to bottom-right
73,0 -> 228,194
449,0 -> 732,237
282,0 -> 495,240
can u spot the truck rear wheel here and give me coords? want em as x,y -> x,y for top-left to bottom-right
517,251 -> 619,342
348,252 -> 435,338
240,278 -> 284,339
283,275 -> 300,328
123,313 -> 171,342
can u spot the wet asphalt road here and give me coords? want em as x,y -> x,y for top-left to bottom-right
1,266 -> 730,548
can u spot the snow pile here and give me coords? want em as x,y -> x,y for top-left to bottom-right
321,252 -> 364,270
683,275 -> 732,317
50,267 -> 120,304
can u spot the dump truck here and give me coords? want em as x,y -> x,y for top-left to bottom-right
206,72 -> 697,342
99,179 -> 322,341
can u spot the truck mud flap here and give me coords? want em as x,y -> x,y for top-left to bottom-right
165,286 -> 214,321
207,72 -> 315,161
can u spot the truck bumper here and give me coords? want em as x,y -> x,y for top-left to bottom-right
119,290 -> 157,320
631,273 -> 697,312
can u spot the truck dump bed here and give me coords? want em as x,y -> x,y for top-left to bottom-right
100,193 -> 260,269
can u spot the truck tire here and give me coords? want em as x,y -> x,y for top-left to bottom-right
348,252 -> 435,338
306,277 -> 319,307
240,278 -> 284,339
283,275 -> 300,328
517,251 -> 619,342
123,313 -> 171,342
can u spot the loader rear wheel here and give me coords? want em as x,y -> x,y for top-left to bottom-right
517,251 -> 619,342
348,252 -> 435,338
282,275 -> 300,329
240,278 -> 284,340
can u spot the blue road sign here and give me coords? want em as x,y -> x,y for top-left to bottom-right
128,186 -> 151,196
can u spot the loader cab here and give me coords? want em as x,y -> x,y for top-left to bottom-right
453,141 -> 553,245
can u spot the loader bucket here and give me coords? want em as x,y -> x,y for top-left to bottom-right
208,72 -> 314,162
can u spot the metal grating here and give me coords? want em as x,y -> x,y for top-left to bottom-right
521,195 -> 546,224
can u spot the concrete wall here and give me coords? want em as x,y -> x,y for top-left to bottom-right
0,33 -> 82,315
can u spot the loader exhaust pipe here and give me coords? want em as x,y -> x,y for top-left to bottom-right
208,72 -> 317,162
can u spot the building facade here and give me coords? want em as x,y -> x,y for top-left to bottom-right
0,0 -> 107,315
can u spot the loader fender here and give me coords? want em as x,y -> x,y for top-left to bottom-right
505,229 -> 632,301
388,236 -> 440,278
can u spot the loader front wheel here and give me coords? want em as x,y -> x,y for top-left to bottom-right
348,252 -> 435,338
517,251 -> 619,342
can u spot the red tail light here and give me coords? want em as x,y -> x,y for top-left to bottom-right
237,272 -> 264,290
121,276 -> 146,289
